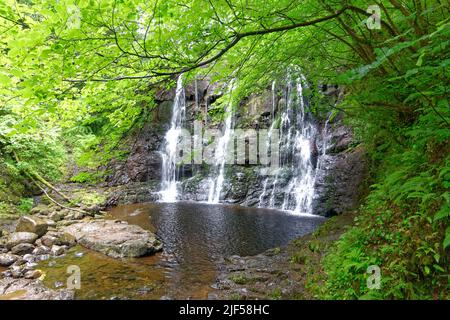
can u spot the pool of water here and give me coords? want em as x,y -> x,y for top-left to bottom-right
38,202 -> 325,299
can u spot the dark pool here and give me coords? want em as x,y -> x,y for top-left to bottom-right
38,202 -> 325,299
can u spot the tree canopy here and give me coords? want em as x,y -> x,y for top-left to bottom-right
0,0 -> 449,299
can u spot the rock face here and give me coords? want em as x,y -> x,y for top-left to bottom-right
103,78 -> 366,217
61,220 -> 162,258
6,232 -> 38,249
0,278 -> 73,300
15,216 -> 48,237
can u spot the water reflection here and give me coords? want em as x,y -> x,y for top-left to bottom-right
39,202 -> 324,299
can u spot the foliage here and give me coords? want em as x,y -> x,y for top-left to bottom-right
0,0 -> 448,299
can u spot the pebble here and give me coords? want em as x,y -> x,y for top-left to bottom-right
11,243 -> 35,255
51,245 -> 65,256
0,253 -> 18,267
24,269 -> 42,279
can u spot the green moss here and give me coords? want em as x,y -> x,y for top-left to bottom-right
268,288 -> 282,300
71,189 -> 106,206
290,251 -> 307,264
229,273 -> 251,285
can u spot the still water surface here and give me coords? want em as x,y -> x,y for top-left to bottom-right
39,202 -> 325,299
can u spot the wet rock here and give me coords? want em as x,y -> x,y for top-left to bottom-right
15,216 -> 48,237
66,212 -> 85,220
312,145 -> 367,216
32,245 -> 50,255
24,270 -> 42,280
11,243 -> 35,255
0,278 -> 74,300
48,212 -> 63,222
40,234 -> 57,247
45,220 -> 56,228
7,232 -> 38,249
0,253 -> 19,267
56,233 -> 76,247
11,258 -> 26,267
22,254 -> 36,263
23,262 -> 38,272
51,245 -> 65,256
10,265 -> 24,278
61,220 -> 162,258
41,232 -> 75,248
86,205 -> 100,215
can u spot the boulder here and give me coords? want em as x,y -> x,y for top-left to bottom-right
11,243 -> 35,255
61,220 -> 162,258
6,232 -> 38,249
0,253 -> 19,267
15,216 -> 48,237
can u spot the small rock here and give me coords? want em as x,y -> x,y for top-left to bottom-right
22,254 -> 36,263
57,233 -> 76,247
10,265 -> 24,278
41,235 -> 57,247
12,258 -> 26,267
207,293 -> 219,300
48,212 -> 63,222
7,232 -> 38,249
51,245 -> 65,256
15,216 -> 48,237
2,270 -> 12,278
23,262 -> 38,271
46,220 -> 56,228
74,252 -> 84,258
72,212 -> 84,220
24,269 -> 42,279
0,253 -> 19,267
86,205 -> 100,214
38,254 -> 50,261
11,243 -> 35,255
33,245 -> 50,255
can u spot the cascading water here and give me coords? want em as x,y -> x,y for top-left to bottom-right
159,76 -> 186,202
157,72 -> 326,215
207,83 -> 235,203
258,75 -> 322,215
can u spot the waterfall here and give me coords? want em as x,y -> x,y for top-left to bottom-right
159,76 -> 186,202
258,75 -> 322,215
207,83 -> 235,203
156,73 -> 327,214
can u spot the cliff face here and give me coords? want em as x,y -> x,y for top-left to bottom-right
105,79 -> 367,216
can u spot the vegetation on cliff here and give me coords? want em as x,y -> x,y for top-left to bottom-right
0,0 -> 448,298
